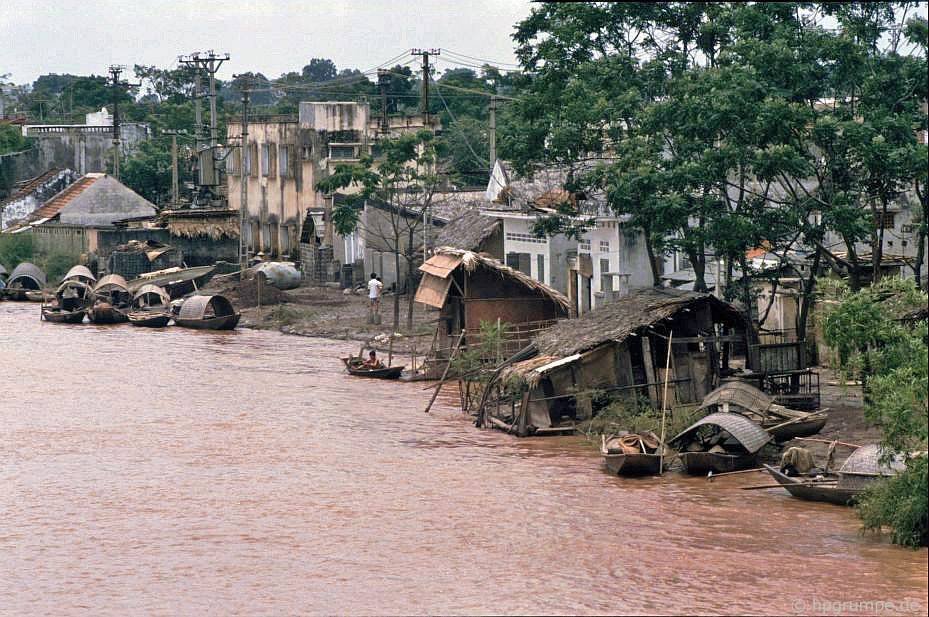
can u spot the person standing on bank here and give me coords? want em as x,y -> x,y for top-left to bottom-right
368,273 -> 383,315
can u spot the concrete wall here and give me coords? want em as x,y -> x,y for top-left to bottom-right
24,124 -> 148,175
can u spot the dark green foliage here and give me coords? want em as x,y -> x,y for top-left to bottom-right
0,234 -> 35,268
0,124 -> 31,155
824,278 -> 928,546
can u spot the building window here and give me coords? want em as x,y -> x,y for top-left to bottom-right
579,241 -> 591,252
537,254 -> 545,283
874,212 -> 895,229
330,145 -> 356,160
247,143 -> 259,178
506,252 -> 532,276
599,240 -> 610,253
506,231 -> 546,245
228,148 -> 241,176
600,258 -> 613,292
261,144 -> 270,177
302,144 -> 312,160
280,144 -> 293,178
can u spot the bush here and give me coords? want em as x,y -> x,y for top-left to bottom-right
857,456 -> 929,548
0,234 -> 35,269
38,250 -> 81,283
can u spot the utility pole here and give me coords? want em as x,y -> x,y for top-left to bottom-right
411,48 -> 440,116
163,130 -> 185,208
179,51 -> 230,205
107,65 -> 139,181
377,69 -> 390,135
233,74 -> 250,278
489,95 -> 497,172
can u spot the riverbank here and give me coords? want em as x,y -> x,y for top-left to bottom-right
200,277 -> 438,355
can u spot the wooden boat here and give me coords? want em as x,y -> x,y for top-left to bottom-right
128,312 -> 171,327
88,302 -> 128,324
41,306 -> 86,323
39,279 -> 94,324
680,451 -> 759,475
4,262 -> 47,301
763,465 -> 858,506
670,412 -> 771,476
127,284 -> 172,328
89,275 -> 132,324
174,294 -> 240,330
698,382 -> 827,443
341,357 -> 405,379
128,265 -> 215,299
600,433 -> 665,476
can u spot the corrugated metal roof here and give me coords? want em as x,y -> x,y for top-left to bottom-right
839,444 -> 907,477
94,274 -> 129,292
131,284 -> 171,308
698,382 -> 775,414
7,262 -> 46,288
670,412 -> 771,454
63,265 -> 96,284
178,294 -> 235,320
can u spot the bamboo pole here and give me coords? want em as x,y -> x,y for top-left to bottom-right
424,330 -> 466,414
658,331 -> 673,475
387,334 -> 394,367
707,467 -> 765,481
794,437 -> 861,449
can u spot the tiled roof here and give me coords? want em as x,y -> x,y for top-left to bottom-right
0,168 -> 61,207
29,173 -> 103,221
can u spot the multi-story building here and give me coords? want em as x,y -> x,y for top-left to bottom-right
226,102 -> 440,266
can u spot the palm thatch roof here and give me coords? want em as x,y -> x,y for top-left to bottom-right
533,287 -> 744,358
433,209 -> 501,252
418,247 -> 571,313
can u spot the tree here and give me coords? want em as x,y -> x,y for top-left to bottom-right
316,131 -> 443,331
824,278 -> 928,546
302,58 -> 338,82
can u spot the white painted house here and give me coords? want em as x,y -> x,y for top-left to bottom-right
481,160 -> 657,315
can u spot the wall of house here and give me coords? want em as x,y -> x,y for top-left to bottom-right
23,124 -> 148,175
501,216 -> 556,288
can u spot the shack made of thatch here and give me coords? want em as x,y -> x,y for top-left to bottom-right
415,247 -> 571,353
478,288 -> 750,436
433,210 -> 503,258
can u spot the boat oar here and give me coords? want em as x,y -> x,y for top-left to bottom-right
794,437 -> 861,449
707,467 -> 765,482
741,483 -> 788,490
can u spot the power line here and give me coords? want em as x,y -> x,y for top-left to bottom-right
442,48 -> 522,68
432,75 -> 489,168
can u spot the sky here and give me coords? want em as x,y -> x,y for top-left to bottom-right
1,0 -> 534,85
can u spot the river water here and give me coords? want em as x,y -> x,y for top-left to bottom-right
1,302 -> 925,616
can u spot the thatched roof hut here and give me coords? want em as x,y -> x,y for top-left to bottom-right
433,210 -> 502,257
478,288 -> 751,437
533,287 -> 744,358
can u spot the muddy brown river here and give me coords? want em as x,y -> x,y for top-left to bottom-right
1,302 -> 926,615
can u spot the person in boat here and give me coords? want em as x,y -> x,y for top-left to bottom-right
362,349 -> 384,369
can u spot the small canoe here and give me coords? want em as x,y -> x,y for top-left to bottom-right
602,452 -> 663,476
88,302 -> 129,324
764,465 -> 859,506
41,306 -> 86,323
341,357 -> 405,379
174,312 -> 240,330
679,451 -> 758,475
768,416 -> 828,442
600,434 -> 665,476
25,290 -> 47,302
128,311 -> 172,328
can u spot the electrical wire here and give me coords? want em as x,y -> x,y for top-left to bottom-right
432,76 -> 489,168
442,48 -> 522,68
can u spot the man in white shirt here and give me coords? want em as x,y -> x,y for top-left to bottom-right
367,273 -> 383,315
